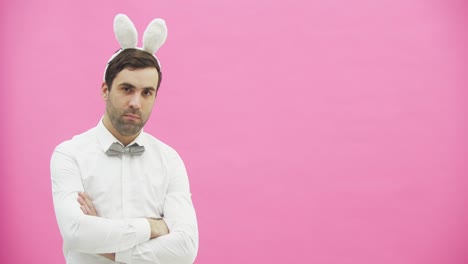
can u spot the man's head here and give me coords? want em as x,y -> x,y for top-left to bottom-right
102,49 -> 161,142
105,48 -> 162,90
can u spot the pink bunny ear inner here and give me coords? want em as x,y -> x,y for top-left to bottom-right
142,18 -> 167,54
114,14 -> 138,49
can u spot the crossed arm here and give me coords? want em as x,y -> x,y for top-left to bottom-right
77,192 -> 169,261
51,147 -> 198,264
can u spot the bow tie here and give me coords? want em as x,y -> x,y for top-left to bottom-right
106,142 -> 145,156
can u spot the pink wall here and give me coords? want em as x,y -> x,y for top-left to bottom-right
1,0 -> 467,263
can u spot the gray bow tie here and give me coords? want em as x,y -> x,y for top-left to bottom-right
106,142 -> 145,156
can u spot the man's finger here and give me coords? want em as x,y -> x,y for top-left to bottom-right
78,192 -> 97,216
79,193 -> 93,207
80,205 -> 88,215
78,192 -> 88,201
77,195 -> 94,214
77,196 -> 86,206
83,196 -> 96,214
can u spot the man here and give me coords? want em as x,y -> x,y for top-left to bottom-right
51,14 -> 198,264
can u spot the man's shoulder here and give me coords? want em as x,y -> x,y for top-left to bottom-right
53,126 -> 98,155
143,133 -> 180,158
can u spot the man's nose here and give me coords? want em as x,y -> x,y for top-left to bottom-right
129,94 -> 142,109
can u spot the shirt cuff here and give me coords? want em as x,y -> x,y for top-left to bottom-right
130,218 -> 151,245
164,217 -> 175,233
115,248 -> 133,264
115,218 -> 151,263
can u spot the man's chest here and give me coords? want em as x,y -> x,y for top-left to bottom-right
76,152 -> 169,219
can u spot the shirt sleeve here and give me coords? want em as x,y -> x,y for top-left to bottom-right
114,149 -> 199,264
51,147 -> 151,254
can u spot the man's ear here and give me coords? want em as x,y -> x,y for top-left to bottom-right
101,82 -> 109,100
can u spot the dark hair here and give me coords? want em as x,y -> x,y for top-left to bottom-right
105,48 -> 162,90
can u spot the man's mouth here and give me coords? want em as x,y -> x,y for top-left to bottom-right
123,113 -> 141,121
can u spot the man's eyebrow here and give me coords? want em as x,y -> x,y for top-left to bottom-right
118,82 -> 135,88
143,87 -> 157,91
118,82 -> 156,91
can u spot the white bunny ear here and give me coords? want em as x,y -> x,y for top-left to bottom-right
114,14 -> 138,49
142,18 -> 167,54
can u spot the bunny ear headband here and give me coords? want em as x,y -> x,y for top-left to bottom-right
104,14 -> 168,79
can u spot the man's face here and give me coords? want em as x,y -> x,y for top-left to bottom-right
102,67 -> 159,137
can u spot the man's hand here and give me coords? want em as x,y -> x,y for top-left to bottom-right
100,253 -> 116,261
148,218 -> 169,239
77,192 -> 97,216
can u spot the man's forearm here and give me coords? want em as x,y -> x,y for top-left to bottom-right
99,219 -> 168,262
78,194 -> 196,264
55,194 -> 151,253
59,213 -> 151,253
78,192 -> 169,240
115,228 -> 198,264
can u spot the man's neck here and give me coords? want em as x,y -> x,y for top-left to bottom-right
102,114 -> 140,146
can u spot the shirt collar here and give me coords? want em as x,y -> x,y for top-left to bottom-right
96,117 -> 146,152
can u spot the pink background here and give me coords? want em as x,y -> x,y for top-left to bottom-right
1,0 -> 467,263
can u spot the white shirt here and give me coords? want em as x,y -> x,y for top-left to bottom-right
51,119 -> 198,264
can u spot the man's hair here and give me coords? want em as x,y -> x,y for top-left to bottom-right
105,48 -> 162,90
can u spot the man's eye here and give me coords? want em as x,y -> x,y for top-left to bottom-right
144,90 -> 153,96
123,87 -> 132,92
